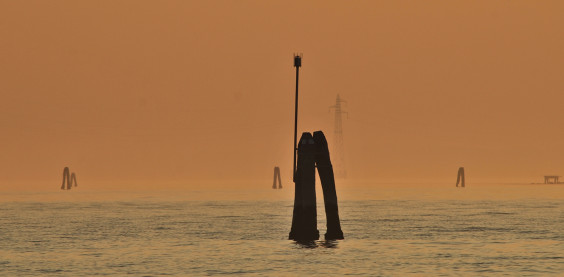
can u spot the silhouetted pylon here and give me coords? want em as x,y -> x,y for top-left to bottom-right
330,94 -> 347,179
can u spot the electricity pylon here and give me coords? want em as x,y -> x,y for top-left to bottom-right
330,94 -> 347,179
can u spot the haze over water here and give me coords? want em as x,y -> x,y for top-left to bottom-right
1,184 -> 563,276
2,1 -> 564,187
2,1 -> 564,275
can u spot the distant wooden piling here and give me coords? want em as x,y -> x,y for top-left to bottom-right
61,167 -> 70,190
70,172 -> 78,188
456,167 -> 465,188
289,132 -> 319,241
61,167 -> 77,190
273,167 -> 282,189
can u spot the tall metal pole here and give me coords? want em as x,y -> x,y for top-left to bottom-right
293,54 -> 301,182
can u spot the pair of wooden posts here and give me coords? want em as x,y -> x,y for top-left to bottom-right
289,131 -> 344,241
61,167 -> 78,190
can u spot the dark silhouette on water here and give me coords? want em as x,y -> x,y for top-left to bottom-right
543,175 -> 561,184
288,55 -> 343,241
289,131 -> 344,241
289,132 -> 319,241
313,131 -> 344,240
292,54 -> 301,182
456,167 -> 465,188
61,167 -> 78,190
272,166 -> 282,189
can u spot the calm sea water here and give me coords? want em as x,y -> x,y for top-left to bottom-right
1,185 -> 563,276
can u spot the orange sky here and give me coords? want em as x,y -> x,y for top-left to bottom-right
1,1 -> 563,190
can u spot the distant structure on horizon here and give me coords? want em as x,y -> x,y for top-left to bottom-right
543,175 -> 561,184
273,166 -> 282,189
61,167 -> 78,190
456,167 -> 465,188
330,94 -> 347,179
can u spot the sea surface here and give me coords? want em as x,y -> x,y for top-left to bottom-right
1,184 -> 563,276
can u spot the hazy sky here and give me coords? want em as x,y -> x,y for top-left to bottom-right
1,1 -> 563,190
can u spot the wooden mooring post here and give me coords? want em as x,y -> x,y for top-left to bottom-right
289,131 -> 344,241
456,167 -> 465,188
272,167 -> 282,189
313,131 -> 344,240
